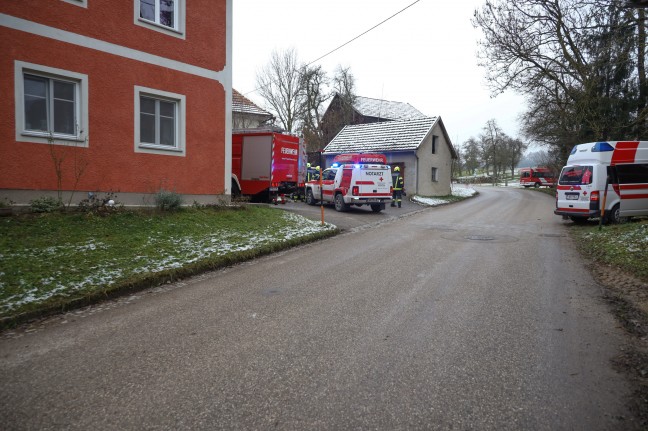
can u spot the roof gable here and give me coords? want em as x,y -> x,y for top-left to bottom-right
324,117 -> 438,154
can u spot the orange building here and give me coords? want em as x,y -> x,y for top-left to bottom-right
0,0 -> 232,207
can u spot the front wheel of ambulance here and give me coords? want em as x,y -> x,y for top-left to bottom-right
606,204 -> 628,224
334,193 -> 349,212
305,188 -> 316,205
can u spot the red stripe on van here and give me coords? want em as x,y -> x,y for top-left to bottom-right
557,185 -> 581,190
611,141 -> 639,165
619,184 -> 648,190
620,194 -> 648,199
557,207 -> 590,213
354,181 -> 374,185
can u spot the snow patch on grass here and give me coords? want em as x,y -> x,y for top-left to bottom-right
413,184 -> 477,206
0,211 -> 336,315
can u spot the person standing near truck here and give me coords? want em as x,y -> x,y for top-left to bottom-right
391,166 -> 404,208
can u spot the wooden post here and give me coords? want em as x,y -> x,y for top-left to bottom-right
319,151 -> 325,225
598,173 -> 610,231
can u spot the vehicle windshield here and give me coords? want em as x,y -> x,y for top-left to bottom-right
559,166 -> 593,185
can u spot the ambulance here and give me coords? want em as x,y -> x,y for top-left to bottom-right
554,141 -> 648,223
305,153 -> 393,212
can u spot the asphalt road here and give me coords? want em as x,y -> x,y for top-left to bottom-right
273,194 -> 426,231
0,187 -> 637,430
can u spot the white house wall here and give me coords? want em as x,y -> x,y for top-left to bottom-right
416,124 -> 452,196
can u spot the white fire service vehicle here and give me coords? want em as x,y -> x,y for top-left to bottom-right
305,153 -> 393,212
555,141 -> 648,223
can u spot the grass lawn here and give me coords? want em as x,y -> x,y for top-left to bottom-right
570,218 -> 648,281
0,205 -> 336,325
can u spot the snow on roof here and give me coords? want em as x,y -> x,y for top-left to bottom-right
323,117 -> 438,154
354,96 -> 426,121
232,89 -> 273,117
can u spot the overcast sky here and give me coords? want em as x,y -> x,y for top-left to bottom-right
232,0 -> 527,149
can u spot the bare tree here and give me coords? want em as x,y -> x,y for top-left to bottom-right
452,146 -> 464,178
502,136 -> 527,176
462,137 -> 482,175
478,119 -> 506,178
473,0 -> 646,164
320,66 -> 358,145
298,64 -> 331,153
255,48 -> 303,133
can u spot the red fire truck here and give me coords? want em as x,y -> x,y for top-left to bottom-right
519,167 -> 555,188
231,129 -> 306,203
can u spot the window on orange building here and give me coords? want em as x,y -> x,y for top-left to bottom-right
15,61 -> 89,146
134,86 -> 186,157
139,0 -> 179,31
24,74 -> 77,136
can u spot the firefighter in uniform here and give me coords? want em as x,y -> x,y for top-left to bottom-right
391,166 -> 404,208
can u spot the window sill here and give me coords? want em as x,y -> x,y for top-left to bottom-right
138,143 -> 183,152
20,131 -> 87,146
136,18 -> 185,38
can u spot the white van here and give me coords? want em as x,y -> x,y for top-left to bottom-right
555,141 -> 648,223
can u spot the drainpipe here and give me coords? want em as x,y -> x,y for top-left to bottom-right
415,152 -> 419,195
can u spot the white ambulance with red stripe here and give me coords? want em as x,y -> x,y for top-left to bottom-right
555,141 -> 648,223
305,153 -> 393,212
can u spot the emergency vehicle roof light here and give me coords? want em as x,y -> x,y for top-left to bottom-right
570,146 -> 578,155
354,164 -> 360,169
591,142 -> 614,152
332,163 -> 339,168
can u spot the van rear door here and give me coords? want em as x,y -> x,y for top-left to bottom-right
356,165 -> 392,198
556,165 -> 596,217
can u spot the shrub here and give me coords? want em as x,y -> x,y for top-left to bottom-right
155,189 -> 182,211
78,192 -> 121,214
30,196 -> 63,213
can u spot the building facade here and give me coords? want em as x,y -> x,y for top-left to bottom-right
0,0 -> 232,206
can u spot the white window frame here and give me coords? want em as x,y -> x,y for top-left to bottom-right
431,167 -> 438,182
61,0 -> 88,7
135,0 -> 186,39
14,61 -> 89,147
134,86 -> 186,157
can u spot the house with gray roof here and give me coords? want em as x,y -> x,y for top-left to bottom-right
232,89 -> 274,129
320,94 -> 427,145
323,116 -> 457,196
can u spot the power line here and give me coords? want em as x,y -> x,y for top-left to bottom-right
305,0 -> 423,66
242,0 -> 423,96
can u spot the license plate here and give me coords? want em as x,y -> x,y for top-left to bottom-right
270,187 -> 278,192
566,193 -> 579,200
